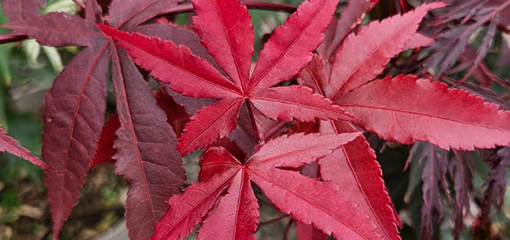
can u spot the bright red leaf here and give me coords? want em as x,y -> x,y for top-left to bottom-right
152,132 -> 383,240
337,75 -> 510,150
90,114 -> 120,169
100,0 -> 354,156
327,2 -> 444,99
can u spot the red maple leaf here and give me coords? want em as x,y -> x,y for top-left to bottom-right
152,132 -> 382,240
100,0 -> 355,157
0,126 -> 46,169
4,1 -> 188,238
295,2 -> 510,239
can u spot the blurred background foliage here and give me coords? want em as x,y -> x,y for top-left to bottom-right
0,0 -> 510,239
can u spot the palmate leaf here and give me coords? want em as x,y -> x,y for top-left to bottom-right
0,126 -> 46,169
294,2 -> 510,238
3,0 -> 189,238
152,133 -> 386,240
100,0 -> 355,156
301,1 -> 510,150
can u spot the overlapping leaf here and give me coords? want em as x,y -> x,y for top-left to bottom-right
0,126 -> 46,169
101,0 -> 353,156
337,75 -> 510,150
153,132 -> 383,240
3,0 -> 189,238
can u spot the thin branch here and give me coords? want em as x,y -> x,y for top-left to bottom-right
259,215 -> 289,226
163,1 -> 297,15
0,33 -> 28,44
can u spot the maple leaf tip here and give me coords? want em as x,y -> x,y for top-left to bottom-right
97,24 -> 117,38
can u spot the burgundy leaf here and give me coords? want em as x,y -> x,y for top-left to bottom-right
295,223 -> 328,240
0,126 -> 46,169
2,0 -> 42,22
449,151 -> 474,240
111,46 -> 186,240
43,45 -> 110,238
419,143 -> 449,240
154,88 -> 190,137
109,0 -> 182,30
4,13 -> 104,47
474,148 -> 510,235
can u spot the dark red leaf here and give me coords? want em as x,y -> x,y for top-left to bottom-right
111,46 -> 186,240
109,0 -> 182,30
449,151 -> 474,240
43,45 -> 110,238
419,143 -> 449,240
474,148 -> 510,235
4,13 -> 104,47
0,126 -> 46,169
2,0 -> 42,22
295,222 -> 328,240
155,88 -> 189,137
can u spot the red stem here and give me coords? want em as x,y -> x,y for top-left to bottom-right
259,215 -> 288,226
0,33 -> 28,44
398,0 -> 407,13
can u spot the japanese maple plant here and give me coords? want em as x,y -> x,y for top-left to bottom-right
2,0 -> 510,239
